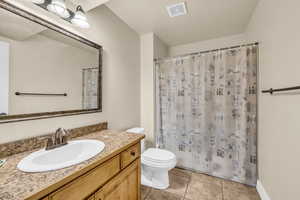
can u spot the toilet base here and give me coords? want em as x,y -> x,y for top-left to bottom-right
141,165 -> 170,189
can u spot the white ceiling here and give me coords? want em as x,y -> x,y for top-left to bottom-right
106,0 -> 259,46
0,8 -> 46,41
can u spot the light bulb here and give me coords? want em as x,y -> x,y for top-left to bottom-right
31,0 -> 45,4
71,6 -> 90,28
47,0 -> 70,19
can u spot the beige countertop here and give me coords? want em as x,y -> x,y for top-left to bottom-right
0,130 -> 144,200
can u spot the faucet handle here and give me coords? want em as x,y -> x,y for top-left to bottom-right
57,128 -> 69,145
44,128 -> 69,150
62,128 -> 69,144
55,128 -> 69,135
55,128 -> 63,134
62,128 -> 69,135
46,137 -> 54,150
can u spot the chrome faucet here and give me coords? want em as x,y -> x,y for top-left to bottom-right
46,128 -> 69,150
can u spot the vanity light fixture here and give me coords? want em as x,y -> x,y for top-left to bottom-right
47,0 -> 70,19
32,0 -> 90,28
31,0 -> 45,4
71,6 -> 90,29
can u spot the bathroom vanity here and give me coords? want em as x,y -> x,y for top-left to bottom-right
0,123 -> 144,200
45,143 -> 141,200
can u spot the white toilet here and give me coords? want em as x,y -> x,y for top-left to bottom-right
126,128 -> 176,189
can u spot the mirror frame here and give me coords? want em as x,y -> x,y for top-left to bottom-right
0,1 -> 102,124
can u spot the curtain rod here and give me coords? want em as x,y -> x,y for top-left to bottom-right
154,42 -> 259,62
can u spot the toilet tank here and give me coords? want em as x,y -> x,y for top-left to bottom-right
126,128 -> 145,153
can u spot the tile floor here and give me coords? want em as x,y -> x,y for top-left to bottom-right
141,168 -> 261,200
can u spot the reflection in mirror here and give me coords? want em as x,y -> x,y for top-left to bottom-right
0,7 -> 100,119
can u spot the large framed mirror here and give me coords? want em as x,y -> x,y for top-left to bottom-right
0,1 -> 102,124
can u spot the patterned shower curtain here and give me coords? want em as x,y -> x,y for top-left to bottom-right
82,68 -> 99,110
156,45 -> 258,185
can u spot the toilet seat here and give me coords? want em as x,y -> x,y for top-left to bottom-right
142,148 -> 176,168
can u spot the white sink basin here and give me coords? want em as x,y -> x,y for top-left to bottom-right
17,140 -> 105,172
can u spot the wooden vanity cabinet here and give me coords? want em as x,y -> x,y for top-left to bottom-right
49,156 -> 121,200
87,196 -> 95,200
41,142 -> 141,200
94,159 -> 140,200
121,143 -> 140,169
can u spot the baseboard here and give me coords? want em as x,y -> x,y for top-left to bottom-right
256,180 -> 271,200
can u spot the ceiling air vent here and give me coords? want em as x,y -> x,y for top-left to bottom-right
166,2 -> 187,18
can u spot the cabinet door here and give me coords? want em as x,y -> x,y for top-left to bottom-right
95,159 -> 141,200
86,195 -> 95,200
121,143 -> 140,169
49,156 -> 120,200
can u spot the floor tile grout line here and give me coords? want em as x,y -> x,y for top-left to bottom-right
169,172 -> 190,200
144,188 -> 151,200
170,169 -> 191,199
222,180 -> 224,200
182,174 -> 192,200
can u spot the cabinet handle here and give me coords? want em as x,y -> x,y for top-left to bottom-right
130,151 -> 136,156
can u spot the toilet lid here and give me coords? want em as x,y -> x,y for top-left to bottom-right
142,148 -> 176,163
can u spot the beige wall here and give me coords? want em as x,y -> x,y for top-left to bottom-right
169,34 -> 247,56
140,33 -> 168,147
246,0 -> 300,199
154,35 -> 169,59
140,33 -> 155,147
0,1 -> 140,143
0,41 -> 9,115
